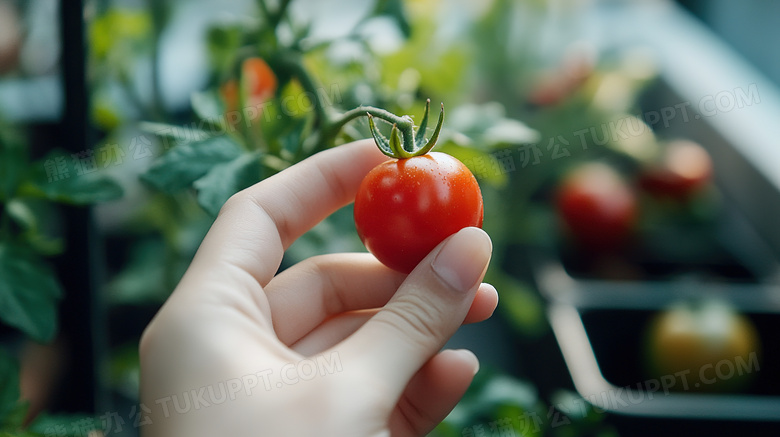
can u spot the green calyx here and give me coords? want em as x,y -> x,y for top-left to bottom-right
367,99 -> 444,159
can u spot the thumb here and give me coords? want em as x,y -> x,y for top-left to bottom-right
339,227 -> 492,401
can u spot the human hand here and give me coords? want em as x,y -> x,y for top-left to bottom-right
139,139 -> 497,436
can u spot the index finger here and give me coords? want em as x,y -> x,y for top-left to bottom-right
190,139 -> 387,287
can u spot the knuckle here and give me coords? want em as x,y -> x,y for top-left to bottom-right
377,292 -> 447,347
218,190 -> 253,218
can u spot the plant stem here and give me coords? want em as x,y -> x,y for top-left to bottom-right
146,0 -> 168,121
257,0 -> 271,20
280,46 -> 420,157
284,56 -> 330,127
115,64 -> 150,117
0,207 -> 9,241
271,0 -> 293,29
324,106 -> 415,150
332,106 -> 413,133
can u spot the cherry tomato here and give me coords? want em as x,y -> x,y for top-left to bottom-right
555,162 -> 637,252
644,300 -> 761,392
638,140 -> 712,201
528,51 -> 592,106
220,57 -> 278,112
241,57 -> 277,104
219,79 -> 240,112
354,152 -> 484,274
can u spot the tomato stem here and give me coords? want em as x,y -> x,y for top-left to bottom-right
282,48 -> 443,159
302,98 -> 444,159
361,100 -> 444,159
284,56 -> 330,127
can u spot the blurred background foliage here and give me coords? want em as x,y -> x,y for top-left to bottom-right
89,1 -> 655,436
2,0 -> 759,435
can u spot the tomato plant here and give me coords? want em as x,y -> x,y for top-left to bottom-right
638,139 -> 713,201
353,102 -> 484,273
644,299 -> 761,392
555,162 -> 637,253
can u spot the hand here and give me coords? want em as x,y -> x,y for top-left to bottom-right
139,139 -> 497,436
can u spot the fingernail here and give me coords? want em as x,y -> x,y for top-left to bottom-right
432,227 -> 492,292
453,349 -> 480,376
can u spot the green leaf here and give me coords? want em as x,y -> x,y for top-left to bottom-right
1,401 -> 29,431
285,205 -> 364,265
5,199 -> 37,233
379,19 -> 468,100
191,90 -> 225,121
28,414 -> 100,437
0,244 -> 62,342
430,419 -> 464,437
0,430 -> 39,437
436,143 -> 507,187
88,9 -> 152,61
5,199 -> 64,256
495,277 -> 547,338
21,151 -> 124,205
370,0 -> 411,38
142,136 -> 242,193
206,24 -> 242,75
107,238 -> 169,305
108,342 -> 141,399
447,103 -> 540,147
194,152 -> 262,216
138,121 -> 211,143
28,175 -> 123,206
0,351 -> 20,427
444,370 -> 544,434
0,128 -> 28,201
473,374 -> 539,413
550,389 -> 598,422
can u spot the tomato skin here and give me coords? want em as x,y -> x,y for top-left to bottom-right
638,140 -> 712,201
241,57 -> 277,104
220,79 -> 240,112
644,300 -> 761,392
219,57 -> 278,112
527,49 -> 593,106
354,152 -> 484,274
555,162 -> 637,252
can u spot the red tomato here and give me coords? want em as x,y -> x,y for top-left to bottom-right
219,57 -> 278,112
556,162 -> 637,252
528,50 -> 593,106
241,57 -> 277,104
354,152 -> 484,274
220,79 -> 240,112
638,140 -> 712,201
